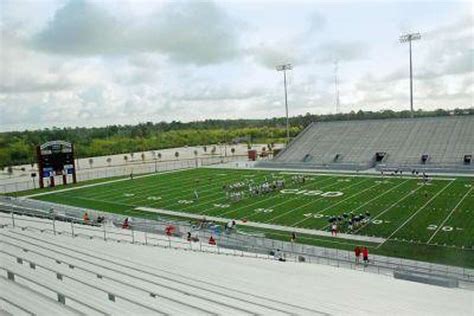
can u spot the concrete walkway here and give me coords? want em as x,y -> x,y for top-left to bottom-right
136,206 -> 386,244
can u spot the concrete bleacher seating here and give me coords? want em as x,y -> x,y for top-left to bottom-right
260,116 -> 474,172
1,217 -> 473,315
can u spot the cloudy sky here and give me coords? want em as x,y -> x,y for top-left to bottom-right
0,0 -> 472,132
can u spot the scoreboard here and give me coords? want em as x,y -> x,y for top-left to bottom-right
36,140 -> 77,188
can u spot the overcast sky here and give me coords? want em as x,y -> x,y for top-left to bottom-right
0,0 -> 472,132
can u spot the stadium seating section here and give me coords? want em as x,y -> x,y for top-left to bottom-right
1,216 -> 472,315
259,116 -> 474,172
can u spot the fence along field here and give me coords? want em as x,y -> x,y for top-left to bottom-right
28,167 -> 474,267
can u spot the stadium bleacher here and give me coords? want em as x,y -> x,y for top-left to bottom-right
259,116 -> 474,172
1,217 -> 473,315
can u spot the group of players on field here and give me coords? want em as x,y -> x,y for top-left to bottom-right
222,175 -> 293,202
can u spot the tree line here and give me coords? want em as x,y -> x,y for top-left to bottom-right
1,107 -> 472,168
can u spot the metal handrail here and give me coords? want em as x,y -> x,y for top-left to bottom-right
1,204 -> 473,283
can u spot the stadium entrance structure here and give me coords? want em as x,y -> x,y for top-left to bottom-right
258,115 -> 474,173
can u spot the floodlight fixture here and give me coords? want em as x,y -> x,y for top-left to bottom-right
399,32 -> 421,43
399,32 -> 422,118
276,63 -> 292,71
276,63 -> 293,145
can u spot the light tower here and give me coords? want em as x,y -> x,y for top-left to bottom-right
276,63 -> 292,145
400,32 -> 421,118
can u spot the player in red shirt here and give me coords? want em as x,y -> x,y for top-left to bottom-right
209,236 -> 216,245
354,246 -> 361,264
362,247 -> 369,266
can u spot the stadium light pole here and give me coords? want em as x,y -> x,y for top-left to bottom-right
400,32 -> 421,118
276,63 -> 292,145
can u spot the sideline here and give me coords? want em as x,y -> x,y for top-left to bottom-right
22,168 -> 192,199
135,206 -> 386,244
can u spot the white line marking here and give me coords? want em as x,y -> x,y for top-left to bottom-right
377,180 -> 455,248
353,182 -> 425,234
426,186 -> 473,244
290,181 -> 381,227
23,168 -> 191,198
261,178 -> 369,224
320,179 -> 411,230
135,206 -> 386,244
211,176 -> 336,217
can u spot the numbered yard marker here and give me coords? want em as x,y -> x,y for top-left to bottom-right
213,203 -> 230,208
465,184 -> 472,188
441,226 -> 453,232
337,179 -> 351,182
372,220 -> 383,225
426,224 -> 456,232
123,193 -> 135,197
255,208 -> 273,213
178,200 -> 194,205
147,196 -> 162,201
427,224 -> 438,230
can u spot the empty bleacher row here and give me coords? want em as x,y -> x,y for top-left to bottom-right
1,218 -> 473,315
260,116 -> 474,172
0,229 -> 322,315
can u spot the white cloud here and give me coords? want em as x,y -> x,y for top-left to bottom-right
0,1 -> 472,131
31,0 -> 240,65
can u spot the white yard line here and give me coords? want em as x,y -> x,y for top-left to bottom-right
426,186 -> 473,244
376,180 -> 455,249
23,168 -> 191,198
290,181 -> 380,227
320,179 -> 411,230
87,168 -> 247,207
135,206 -> 386,244
352,181 -> 425,234
80,167 -> 206,200
210,175 -> 337,217
261,178 -> 369,224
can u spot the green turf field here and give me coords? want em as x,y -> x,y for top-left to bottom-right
28,167 -> 474,267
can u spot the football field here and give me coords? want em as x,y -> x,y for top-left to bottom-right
28,167 -> 474,267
